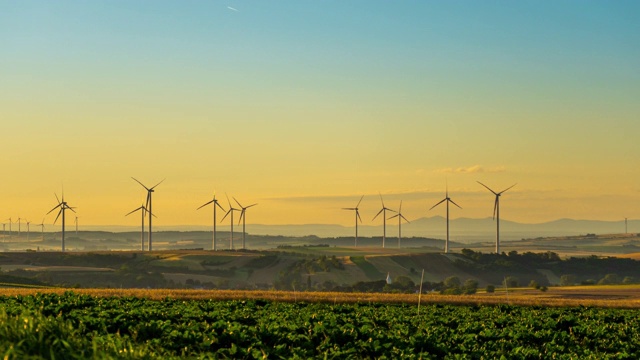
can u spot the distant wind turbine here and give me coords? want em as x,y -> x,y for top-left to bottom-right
17,217 -> 21,235
429,187 -> 462,254
342,195 -> 364,247
372,194 -> 396,248
26,220 -> 31,241
220,194 -> 240,250
5,218 -> 11,237
132,177 -> 164,251
477,181 -> 516,254
388,200 -> 410,248
47,192 -> 76,252
197,193 -> 225,251
235,197 -> 257,250
74,216 -> 79,235
126,204 -> 154,251
37,218 -> 45,240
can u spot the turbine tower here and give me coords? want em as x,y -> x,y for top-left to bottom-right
235,197 -> 257,250
429,187 -> 462,254
26,220 -> 31,241
17,217 -> 21,235
477,181 -> 516,254
342,195 -> 364,247
388,200 -> 410,248
126,204 -> 153,251
74,216 -> 79,235
197,193 -> 225,251
372,194 -> 396,248
47,193 -> 76,252
220,194 -> 240,250
132,177 -> 164,251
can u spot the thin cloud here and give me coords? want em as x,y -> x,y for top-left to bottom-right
227,6 -> 239,12
435,165 -> 506,174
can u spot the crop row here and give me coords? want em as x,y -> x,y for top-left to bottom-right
0,292 -> 639,359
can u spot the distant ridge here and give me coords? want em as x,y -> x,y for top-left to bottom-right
74,217 -> 636,244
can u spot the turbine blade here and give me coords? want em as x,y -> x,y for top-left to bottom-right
429,198 -> 447,211
356,210 -> 362,223
449,199 -> 462,209
131,177 -> 150,191
477,181 -> 498,195
499,183 -> 517,194
221,210 -> 231,222
47,203 -> 62,215
146,192 -> 151,208
388,214 -> 399,220
67,206 -> 77,213
342,208 -> 356,210
372,208 -> 384,221
215,201 -> 225,211
400,214 -> 410,223
247,203 -> 257,208
233,197 -> 243,208
379,193 -> 385,207
150,178 -> 165,190
238,210 -> 245,225
125,206 -> 143,216
54,193 -> 61,204
356,195 -> 364,208
197,199 -> 215,210
493,197 -> 499,220
53,209 -> 62,225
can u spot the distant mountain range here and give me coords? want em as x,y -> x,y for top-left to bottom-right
79,217 -> 636,244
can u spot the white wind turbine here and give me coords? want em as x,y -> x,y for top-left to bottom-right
126,204 -> 155,251
5,218 -> 12,237
235,197 -> 257,250
26,220 -> 31,241
477,181 -> 516,254
74,216 -> 79,236
429,187 -> 462,254
47,192 -> 76,252
220,194 -> 240,250
132,177 -> 164,251
342,195 -> 364,247
388,200 -> 410,248
17,217 -> 22,235
372,194 -> 396,248
197,193 -> 225,251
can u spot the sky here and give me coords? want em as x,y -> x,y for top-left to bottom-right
1,1 -> 639,231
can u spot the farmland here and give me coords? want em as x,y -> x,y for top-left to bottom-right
1,290 -> 640,359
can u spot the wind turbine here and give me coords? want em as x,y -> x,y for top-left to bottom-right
342,195 -> 364,247
47,193 -> 76,252
37,218 -> 45,240
26,220 -> 31,241
235,197 -> 257,250
477,181 -> 516,254
132,177 -> 164,251
388,200 -> 410,248
74,216 -> 79,235
126,204 -> 153,251
197,193 -> 225,251
372,194 -> 396,248
17,217 -> 22,235
5,218 -> 11,237
429,187 -> 462,254
220,194 -> 240,250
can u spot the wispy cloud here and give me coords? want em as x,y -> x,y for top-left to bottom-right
435,165 -> 506,174
227,6 -> 239,12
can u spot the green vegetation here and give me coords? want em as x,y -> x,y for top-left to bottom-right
2,292 -> 640,358
350,256 -> 385,280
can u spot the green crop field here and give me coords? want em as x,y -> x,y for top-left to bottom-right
1,291 -> 639,359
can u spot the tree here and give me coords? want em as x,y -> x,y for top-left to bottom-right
444,276 -> 461,288
560,274 -> 577,286
598,274 -> 621,285
462,279 -> 478,294
486,285 -> 495,293
529,280 -> 540,289
504,276 -> 519,288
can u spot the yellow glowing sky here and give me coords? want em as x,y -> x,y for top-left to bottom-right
1,2 -> 639,230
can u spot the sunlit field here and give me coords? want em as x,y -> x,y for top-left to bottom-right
3,285 -> 640,308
